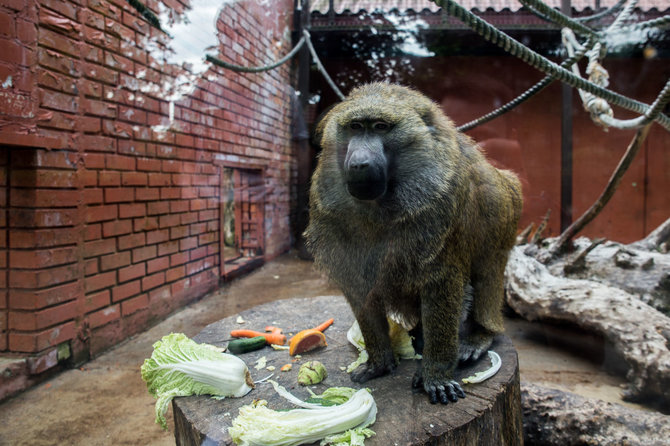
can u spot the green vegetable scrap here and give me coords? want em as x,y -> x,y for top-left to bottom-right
298,360 -> 328,386
141,333 -> 254,429
229,381 -> 376,446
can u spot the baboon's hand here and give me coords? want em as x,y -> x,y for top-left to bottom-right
412,371 -> 466,404
350,360 -> 396,383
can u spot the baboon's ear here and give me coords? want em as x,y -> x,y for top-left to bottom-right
312,103 -> 337,146
417,103 -> 438,134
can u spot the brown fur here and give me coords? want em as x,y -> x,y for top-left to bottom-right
305,83 -> 522,403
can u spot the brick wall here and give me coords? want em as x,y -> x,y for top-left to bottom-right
0,0 -> 297,394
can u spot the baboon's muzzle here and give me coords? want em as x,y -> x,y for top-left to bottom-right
344,135 -> 388,201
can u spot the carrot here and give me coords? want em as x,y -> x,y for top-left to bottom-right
230,326 -> 286,346
312,318 -> 334,332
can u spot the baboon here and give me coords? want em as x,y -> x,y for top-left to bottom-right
304,83 -> 523,404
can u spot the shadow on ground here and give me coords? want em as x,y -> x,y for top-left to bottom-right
0,251 -> 639,445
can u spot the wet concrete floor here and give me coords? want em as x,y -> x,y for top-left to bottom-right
0,251 -> 642,445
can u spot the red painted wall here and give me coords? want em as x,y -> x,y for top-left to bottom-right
0,0 -> 296,393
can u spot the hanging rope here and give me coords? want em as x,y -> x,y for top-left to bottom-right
458,37 -> 596,131
519,0 -> 598,38
434,0 -> 670,132
303,30 -> 346,100
206,36 -> 306,73
574,0 -> 627,23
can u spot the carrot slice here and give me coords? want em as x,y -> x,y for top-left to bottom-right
230,328 -> 286,346
313,318 -> 334,332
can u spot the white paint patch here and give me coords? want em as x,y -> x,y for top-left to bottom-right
2,76 -> 13,89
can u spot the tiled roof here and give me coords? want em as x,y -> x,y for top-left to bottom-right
310,0 -> 668,13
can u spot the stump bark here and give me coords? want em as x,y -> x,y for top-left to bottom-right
172,295 -> 523,445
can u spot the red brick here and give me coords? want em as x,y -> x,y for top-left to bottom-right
121,172 -> 147,186
16,19 -> 37,43
11,188 -> 79,208
166,265 -> 185,282
148,172 -> 170,186
119,203 -> 145,218
170,251 -> 188,267
141,271 -> 164,291
9,246 -> 78,269
85,270 -> 116,293
147,201 -> 168,215
159,214 -> 179,229
80,134 -> 115,152
83,152 -> 105,169
100,251 -> 130,271
105,154 -> 135,170
99,171 -> 120,186
137,157 -> 161,172
83,238 -> 115,258
85,257 -> 98,276
170,225 -> 188,240
9,321 -> 76,352
10,228 -> 77,248
179,236 -> 198,251
146,255 -> 168,274
132,245 -> 156,263
134,216 -> 158,232
169,200 -> 189,213
82,171 -> 98,187
111,279 -> 140,302
85,223 -> 101,241
121,293 -> 148,316
135,187 -> 159,201
88,304 -> 119,329
118,232 -> 145,250
10,169 -> 77,188
83,188 -> 102,205
0,38 -> 32,66
104,187 -> 134,203
86,204 -> 117,223
118,262 -> 144,282
9,300 -> 78,330
83,289 -> 110,313
102,218 -> 132,237
40,89 -> 78,113
9,282 -> 80,310
157,240 -> 178,257
38,26 -> 81,57
160,188 -> 180,200
118,140 -> 146,156
9,264 -> 78,288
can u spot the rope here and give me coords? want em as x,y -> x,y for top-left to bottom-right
303,30 -> 346,100
574,0 -> 627,23
519,0 -> 598,37
206,36 -> 306,73
457,37 -> 596,131
435,0 -> 670,131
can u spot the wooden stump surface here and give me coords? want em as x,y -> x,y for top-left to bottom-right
173,295 -> 522,445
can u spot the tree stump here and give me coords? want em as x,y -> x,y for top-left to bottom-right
172,295 -> 523,445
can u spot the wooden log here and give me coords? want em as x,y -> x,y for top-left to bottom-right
521,382 -> 670,446
505,247 -> 670,406
172,295 -> 523,445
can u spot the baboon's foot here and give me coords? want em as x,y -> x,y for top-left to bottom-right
458,330 -> 494,363
350,359 -> 396,383
412,369 -> 466,404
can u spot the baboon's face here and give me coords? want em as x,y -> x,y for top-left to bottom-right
340,120 -> 393,201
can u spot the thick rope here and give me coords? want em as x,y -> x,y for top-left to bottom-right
574,0 -> 627,23
206,36 -> 306,73
303,30 -> 346,100
519,0 -> 598,37
458,37 -> 596,131
434,0 -> 670,131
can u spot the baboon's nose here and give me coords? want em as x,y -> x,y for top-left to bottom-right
347,150 -> 371,171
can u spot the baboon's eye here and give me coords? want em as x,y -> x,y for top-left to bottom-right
349,122 -> 364,130
373,122 -> 390,131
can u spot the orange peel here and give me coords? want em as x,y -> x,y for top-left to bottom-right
289,329 -> 327,356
